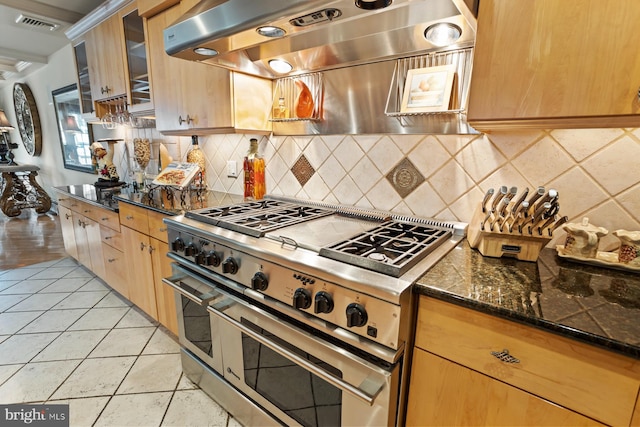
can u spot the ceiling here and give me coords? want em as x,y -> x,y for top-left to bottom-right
0,0 -> 104,82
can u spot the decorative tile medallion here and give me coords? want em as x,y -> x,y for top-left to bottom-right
291,154 -> 315,187
386,157 -> 425,198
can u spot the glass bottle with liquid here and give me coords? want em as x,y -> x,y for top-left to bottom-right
243,138 -> 265,200
186,135 -> 206,188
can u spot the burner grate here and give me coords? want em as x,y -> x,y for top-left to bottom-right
320,221 -> 452,277
185,200 -> 335,237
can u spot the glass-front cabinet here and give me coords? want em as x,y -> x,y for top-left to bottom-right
72,41 -> 93,114
122,8 -> 151,110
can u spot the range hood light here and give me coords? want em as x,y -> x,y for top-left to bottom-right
424,22 -> 462,46
269,59 -> 293,74
355,0 -> 392,10
193,47 -> 218,56
257,26 -> 286,38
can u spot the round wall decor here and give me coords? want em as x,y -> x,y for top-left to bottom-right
13,83 -> 42,156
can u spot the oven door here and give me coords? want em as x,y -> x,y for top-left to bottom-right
209,288 -> 400,427
163,266 -> 224,374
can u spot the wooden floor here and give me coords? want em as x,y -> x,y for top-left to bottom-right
0,209 -> 66,271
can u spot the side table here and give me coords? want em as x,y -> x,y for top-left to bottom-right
0,165 -> 52,217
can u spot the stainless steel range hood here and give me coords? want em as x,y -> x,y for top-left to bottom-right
164,0 -> 478,79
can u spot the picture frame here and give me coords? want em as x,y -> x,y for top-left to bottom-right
400,65 -> 456,113
52,84 -> 95,174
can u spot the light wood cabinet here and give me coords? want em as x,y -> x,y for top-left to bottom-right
138,0 -> 180,18
122,226 -> 158,319
57,205 -> 78,260
145,0 -> 272,135
406,348 -> 602,426
119,201 -> 178,334
85,13 -> 127,102
407,295 -> 640,426
467,0 -> 640,130
72,39 -> 93,114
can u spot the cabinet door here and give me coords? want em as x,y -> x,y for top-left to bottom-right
468,0 -> 640,130
121,6 -> 152,110
72,40 -> 94,114
58,205 -> 78,260
71,212 -> 92,269
84,217 -> 106,281
146,0 -> 232,133
102,243 -> 129,298
150,237 -> 178,335
406,348 -> 603,426
122,226 -> 158,319
85,13 -> 127,101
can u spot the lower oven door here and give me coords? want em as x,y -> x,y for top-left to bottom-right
163,266 -> 224,374
209,290 -> 400,427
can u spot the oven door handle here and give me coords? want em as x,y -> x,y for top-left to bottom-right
208,304 -> 385,406
163,276 -> 217,306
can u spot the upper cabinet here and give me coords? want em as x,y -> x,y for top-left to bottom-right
146,0 -> 272,135
467,0 -> 640,131
137,0 -> 180,18
85,13 -> 127,102
121,5 -> 151,111
72,39 -> 94,114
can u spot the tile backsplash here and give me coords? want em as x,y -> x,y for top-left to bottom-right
122,127 -> 640,247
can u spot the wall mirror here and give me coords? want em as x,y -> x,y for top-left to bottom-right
52,84 -> 94,173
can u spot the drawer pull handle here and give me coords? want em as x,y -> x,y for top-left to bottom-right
101,217 -> 109,221
126,215 -> 134,220
140,242 -> 147,251
490,349 -> 520,364
159,228 -> 167,232
105,236 -> 112,240
148,246 -> 155,254
65,213 -> 71,220
84,210 -> 91,213
108,258 -> 116,263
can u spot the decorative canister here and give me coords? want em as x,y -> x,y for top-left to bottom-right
561,217 -> 608,259
613,230 -> 640,267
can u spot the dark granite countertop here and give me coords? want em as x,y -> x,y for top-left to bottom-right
54,184 -> 244,215
415,241 -> 640,359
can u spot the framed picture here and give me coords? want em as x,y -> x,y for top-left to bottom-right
400,65 -> 456,113
52,84 -> 95,174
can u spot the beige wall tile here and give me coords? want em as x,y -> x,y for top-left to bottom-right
550,128 -> 624,162
455,136 -> 507,182
581,135 -> 640,195
512,136 -> 576,185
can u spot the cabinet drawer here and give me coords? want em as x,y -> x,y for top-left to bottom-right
119,202 -> 149,234
56,194 -> 80,209
147,210 -> 169,243
415,296 -> 640,426
82,205 -> 120,232
101,226 -> 123,251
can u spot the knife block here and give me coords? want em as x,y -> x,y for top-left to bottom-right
467,204 -> 552,262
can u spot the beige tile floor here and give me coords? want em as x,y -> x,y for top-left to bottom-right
0,257 -> 243,427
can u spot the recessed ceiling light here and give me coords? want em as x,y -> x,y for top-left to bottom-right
424,23 -> 462,47
269,59 -> 293,74
257,26 -> 286,38
355,0 -> 392,10
193,47 -> 218,56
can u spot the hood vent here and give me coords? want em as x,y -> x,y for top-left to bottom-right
15,14 -> 61,32
164,0 -> 477,79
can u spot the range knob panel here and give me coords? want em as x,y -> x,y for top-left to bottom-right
314,291 -> 334,314
222,257 -> 239,274
346,303 -> 368,328
293,288 -> 312,310
251,272 -> 269,291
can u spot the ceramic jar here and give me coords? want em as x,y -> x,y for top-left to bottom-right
613,230 -> 640,266
561,218 -> 608,258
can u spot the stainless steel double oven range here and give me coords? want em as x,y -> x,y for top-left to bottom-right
163,196 -> 466,426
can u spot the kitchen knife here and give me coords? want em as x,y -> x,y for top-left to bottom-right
534,188 -> 558,210
480,209 -> 493,231
537,215 -> 557,235
490,185 -> 508,212
511,187 -> 529,216
481,188 -> 494,213
549,216 -> 569,235
498,196 -> 511,217
526,186 -> 546,213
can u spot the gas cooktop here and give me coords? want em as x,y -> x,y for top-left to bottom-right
184,198 -> 456,278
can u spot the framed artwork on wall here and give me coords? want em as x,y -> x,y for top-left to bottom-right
52,84 -> 95,173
